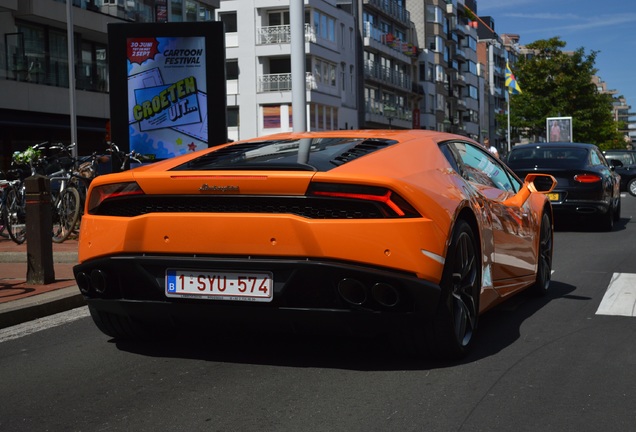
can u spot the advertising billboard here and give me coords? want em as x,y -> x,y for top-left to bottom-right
547,117 -> 573,142
108,22 -> 227,166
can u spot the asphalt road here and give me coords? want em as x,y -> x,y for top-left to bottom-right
1,196 -> 636,432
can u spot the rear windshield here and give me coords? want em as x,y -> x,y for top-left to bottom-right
604,152 -> 635,165
171,138 -> 397,172
507,147 -> 589,169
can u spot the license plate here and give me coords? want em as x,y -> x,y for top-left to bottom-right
166,269 -> 273,302
547,192 -> 560,201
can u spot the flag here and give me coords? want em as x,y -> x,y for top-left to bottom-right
505,61 -> 522,94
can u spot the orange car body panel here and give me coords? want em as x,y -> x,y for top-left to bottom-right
77,130 -> 552,314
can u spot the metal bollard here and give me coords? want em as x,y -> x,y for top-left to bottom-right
25,175 -> 55,284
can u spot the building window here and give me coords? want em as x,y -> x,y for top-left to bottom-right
227,106 -> 239,127
268,10 -> 290,26
313,10 -> 336,43
219,12 -> 237,32
312,58 -> 337,87
426,5 -> 443,24
11,21 -> 107,93
263,105 -> 281,129
226,60 -> 239,80
170,0 -> 183,22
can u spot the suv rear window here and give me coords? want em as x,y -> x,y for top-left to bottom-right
604,151 -> 636,166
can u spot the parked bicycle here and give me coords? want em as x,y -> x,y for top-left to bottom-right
5,142 -> 82,244
1,167 -> 29,244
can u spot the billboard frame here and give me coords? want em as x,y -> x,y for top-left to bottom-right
546,116 -> 573,142
108,21 -> 227,167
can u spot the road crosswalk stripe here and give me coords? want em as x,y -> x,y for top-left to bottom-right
596,273 -> 636,317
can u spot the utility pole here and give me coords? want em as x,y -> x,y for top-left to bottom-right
290,0 -> 307,132
66,0 -> 78,159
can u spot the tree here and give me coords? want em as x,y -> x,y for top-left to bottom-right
506,37 -> 623,148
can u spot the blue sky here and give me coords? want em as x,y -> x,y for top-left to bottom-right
477,0 -> 636,113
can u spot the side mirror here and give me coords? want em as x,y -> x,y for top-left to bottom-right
503,173 -> 557,207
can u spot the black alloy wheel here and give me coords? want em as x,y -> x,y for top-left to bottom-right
531,212 -> 552,296
428,219 -> 480,361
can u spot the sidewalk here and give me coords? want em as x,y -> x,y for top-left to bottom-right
0,236 -> 85,329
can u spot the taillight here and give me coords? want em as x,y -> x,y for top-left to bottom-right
87,182 -> 144,214
574,174 -> 601,183
307,183 -> 420,217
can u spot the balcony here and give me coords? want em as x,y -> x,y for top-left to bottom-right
454,47 -> 466,61
364,60 -> 412,91
364,0 -> 410,27
365,99 -> 413,128
362,23 -> 419,60
258,72 -> 316,93
256,24 -> 316,45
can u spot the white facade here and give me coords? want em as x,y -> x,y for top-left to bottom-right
218,0 -> 358,141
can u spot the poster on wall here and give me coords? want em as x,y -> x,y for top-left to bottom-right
108,22 -> 227,167
546,116 -> 573,142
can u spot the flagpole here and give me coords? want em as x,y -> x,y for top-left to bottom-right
507,92 -> 511,154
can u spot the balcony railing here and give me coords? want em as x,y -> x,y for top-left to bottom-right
365,0 -> 411,27
256,24 -> 316,45
363,22 -> 419,58
258,72 -> 316,92
364,60 -> 412,91
365,100 -> 412,122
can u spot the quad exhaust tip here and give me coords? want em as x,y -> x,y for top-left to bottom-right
76,270 -> 108,295
337,278 -> 400,308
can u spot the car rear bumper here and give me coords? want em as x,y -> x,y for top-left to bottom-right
550,199 -> 611,215
74,254 -> 442,333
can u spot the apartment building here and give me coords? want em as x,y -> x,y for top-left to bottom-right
0,0 -> 219,170
593,76 -> 635,146
217,0 -> 358,141
356,0 -> 419,130
476,15 -> 509,153
407,0 -> 481,139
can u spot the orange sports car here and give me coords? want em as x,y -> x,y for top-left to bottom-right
74,130 -> 556,360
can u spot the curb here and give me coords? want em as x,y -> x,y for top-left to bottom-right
0,286 -> 86,330
0,252 -> 78,264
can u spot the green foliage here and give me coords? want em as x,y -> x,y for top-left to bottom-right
510,37 -> 623,147
12,146 -> 42,165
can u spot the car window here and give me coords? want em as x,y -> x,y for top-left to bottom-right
605,152 -> 635,165
507,147 -> 588,169
590,149 -> 606,167
170,137 -> 398,172
447,142 -> 520,192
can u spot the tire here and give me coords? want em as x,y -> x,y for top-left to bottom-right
52,187 -> 81,243
427,219 -> 480,361
531,212 -> 552,296
628,178 -> 636,197
5,187 -> 26,245
597,203 -> 614,232
614,198 -> 621,222
0,210 -> 8,238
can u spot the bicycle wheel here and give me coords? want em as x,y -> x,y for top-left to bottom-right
52,186 -> 81,243
5,187 -> 26,244
0,205 -> 8,238
0,202 -> 8,238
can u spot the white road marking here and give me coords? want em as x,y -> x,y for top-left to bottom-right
596,273 -> 636,317
0,306 -> 90,344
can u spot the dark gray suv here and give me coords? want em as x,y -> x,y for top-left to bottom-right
603,150 -> 636,196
